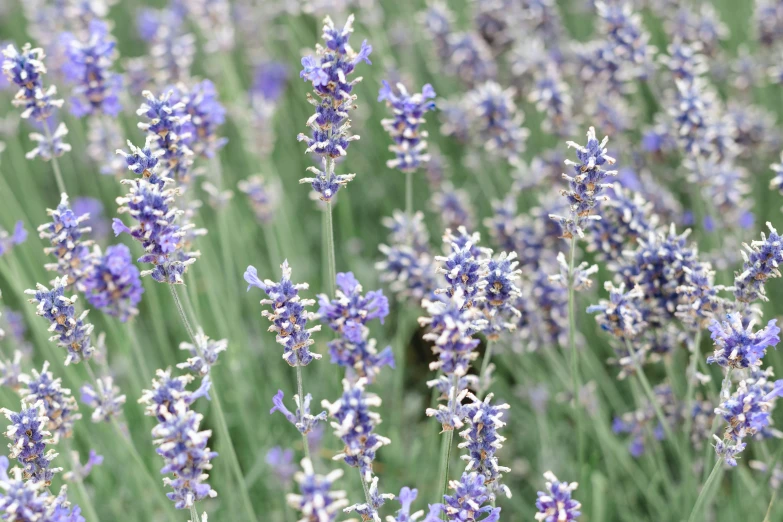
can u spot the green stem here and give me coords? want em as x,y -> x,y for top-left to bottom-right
477,341 -> 494,399
65,441 -> 101,522
566,237 -> 584,473
360,472 -> 374,515
437,374 -> 458,519
42,119 -> 66,195
190,504 -> 200,522
295,364 -> 312,461
687,459 -> 723,522
405,170 -> 413,225
168,284 -> 256,521
765,490 -> 778,522
324,181 -> 337,296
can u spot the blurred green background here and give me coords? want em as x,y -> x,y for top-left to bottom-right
1,0 -> 783,520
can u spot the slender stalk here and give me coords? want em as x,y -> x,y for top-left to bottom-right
360,473 -> 374,514
437,374 -> 458,519
682,330 -> 703,449
190,505 -> 200,522
168,283 -> 257,521
566,237 -> 584,473
687,458 -> 722,522
477,341 -> 494,399
405,170 -> 413,225
765,490 -> 778,522
295,364 -> 312,461
324,203 -> 337,297
42,120 -> 66,195
125,321 -> 152,380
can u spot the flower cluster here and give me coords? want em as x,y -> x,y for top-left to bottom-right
173,80 -> 227,159
535,471 -> 581,521
287,458 -> 348,522
83,244 -> 144,322
377,211 -> 438,303
378,81 -> 437,172
433,472 -> 501,522
297,15 -> 372,201
38,193 -> 94,290
80,376 -> 126,423
458,393 -> 511,498
0,457 -> 82,520
322,378 -> 391,482
707,313 -> 780,370
61,19 -> 122,117
612,385 -> 683,456
113,149 -> 199,283
550,127 -> 617,239
25,278 -> 94,365
0,220 -> 26,257
270,390 -> 327,437
139,368 -> 216,510
481,251 -> 522,340
245,260 -> 322,367
715,372 -> 783,466
0,401 -> 61,485
435,227 -> 490,308
587,282 -> 647,341
318,272 -> 393,382
238,175 -> 279,225
734,222 -> 783,303
2,44 -> 64,121
465,81 -> 528,161
136,89 -> 194,185
177,330 -> 227,377
20,362 -> 81,442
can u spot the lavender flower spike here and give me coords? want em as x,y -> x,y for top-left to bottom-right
38,193 -> 94,290
80,376 -> 126,423
2,44 -> 64,122
535,471 -> 581,521
458,393 -> 511,499
1,401 -> 62,485
379,81 -> 437,172
322,378 -> 391,482
385,487 -> 426,522
707,313 -> 780,370
734,222 -> 783,303
297,14 -> 372,201
83,244 -> 144,322
20,361 -> 81,442
246,260 -> 322,367
287,458 -> 348,522
440,472 -> 500,522
25,278 -> 94,365
550,127 -> 617,239
270,390 -> 327,435
177,330 -> 227,377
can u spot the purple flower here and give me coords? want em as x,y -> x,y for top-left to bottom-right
466,81 -> 528,161
63,450 -> 103,483
265,447 -> 295,487
136,90 -> 194,185
588,282 -> 647,340
481,251 -> 522,340
297,15 -> 372,201
716,372 -> 783,449
535,471 -> 581,521
0,458 -> 64,518
321,378 -> 390,481
253,61 -> 288,102
2,44 -> 65,121
38,193 -> 94,290
435,227 -> 490,308
270,390 -> 326,436
72,197 -> 109,240
379,81 -> 436,172
80,376 -> 125,423
287,458 -> 347,522
1,401 -> 61,485
388,487 -> 423,522
707,314 -> 780,369
458,393 -> 511,498
0,220 -> 26,257
177,330 -> 227,377
734,222 -> 783,303
61,20 -> 122,117
246,260 -> 322,367
238,176 -> 279,225
21,361 -> 81,443
318,272 -> 389,329
173,80 -> 227,159
438,472 -> 500,522
377,211 -> 438,303
83,244 -> 143,322
25,279 -> 94,365
550,126 -> 617,239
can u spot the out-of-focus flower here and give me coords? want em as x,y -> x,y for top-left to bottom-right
177,330 -> 227,377
174,80 -> 227,159
83,244 -> 143,322
266,446 -> 296,487
270,390 -> 327,436
287,458 -> 347,522
466,81 -> 528,162
379,81 -> 436,172
2,44 -> 65,122
61,20 -> 122,117
238,176 -> 279,225
63,450 -> 103,482
80,376 -> 126,423
0,220 -> 27,257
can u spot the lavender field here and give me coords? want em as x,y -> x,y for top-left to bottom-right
0,0 -> 782,520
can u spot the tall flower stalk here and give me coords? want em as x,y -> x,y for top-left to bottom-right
297,14 -> 372,294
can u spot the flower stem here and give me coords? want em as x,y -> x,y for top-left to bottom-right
683,330 -> 703,443
623,339 -> 676,444
477,341 -> 494,399
295,364 -> 312,461
566,237 -> 584,471
405,170 -> 413,224
360,472 -> 374,516
64,441 -> 101,522
41,119 -> 66,195
687,458 -> 722,522
189,504 -> 200,522
168,283 -> 257,521
437,374 -> 458,519
765,490 -> 778,522
324,201 -> 337,297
